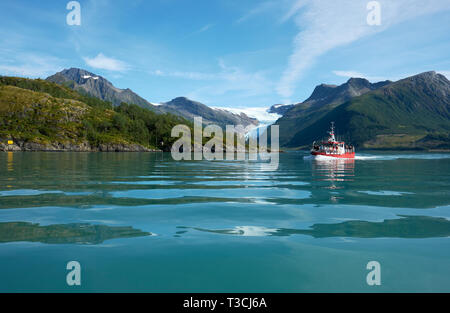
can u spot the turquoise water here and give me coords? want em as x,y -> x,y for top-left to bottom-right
0,151 -> 449,292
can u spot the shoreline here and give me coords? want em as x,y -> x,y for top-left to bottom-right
0,141 -> 161,152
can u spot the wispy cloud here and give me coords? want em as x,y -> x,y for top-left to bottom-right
150,60 -> 272,85
196,24 -> 213,33
83,53 -> 128,71
184,24 -> 214,38
279,0 -> 306,23
332,70 -> 389,82
438,71 -> 450,80
0,53 -> 64,78
277,0 -> 450,99
236,1 -> 278,24
333,70 -> 367,79
187,60 -> 273,100
150,60 -> 274,105
149,69 -> 216,80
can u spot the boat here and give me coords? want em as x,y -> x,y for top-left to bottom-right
310,122 -> 355,159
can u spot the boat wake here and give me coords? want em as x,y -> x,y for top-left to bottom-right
355,154 -> 450,161
304,153 -> 450,161
304,155 -> 354,161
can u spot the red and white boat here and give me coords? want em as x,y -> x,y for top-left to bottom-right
311,122 -> 355,159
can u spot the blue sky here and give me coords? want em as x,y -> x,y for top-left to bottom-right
1,0 -> 449,115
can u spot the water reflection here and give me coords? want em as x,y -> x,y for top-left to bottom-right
7,152 -> 13,172
179,215 -> 450,239
310,158 -> 355,197
0,222 -> 152,244
177,225 -> 278,237
0,152 -> 449,211
312,158 -> 355,183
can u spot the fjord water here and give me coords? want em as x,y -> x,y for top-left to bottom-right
0,151 -> 449,292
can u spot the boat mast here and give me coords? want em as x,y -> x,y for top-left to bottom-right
328,122 -> 336,142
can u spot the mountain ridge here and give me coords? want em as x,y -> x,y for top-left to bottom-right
46,68 -> 259,128
267,104 -> 295,116
158,97 -> 259,128
274,77 -> 393,146
279,71 -> 450,150
46,68 -> 159,111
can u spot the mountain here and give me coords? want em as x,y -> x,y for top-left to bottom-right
158,97 -> 259,128
47,69 -> 259,128
267,104 -> 295,116
46,68 -> 158,111
0,76 -> 189,152
275,77 -> 392,146
305,78 -> 392,105
279,71 -> 450,149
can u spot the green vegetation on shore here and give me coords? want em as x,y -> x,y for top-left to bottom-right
277,72 -> 450,150
0,76 -> 191,151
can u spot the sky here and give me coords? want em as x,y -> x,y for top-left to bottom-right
0,0 -> 449,118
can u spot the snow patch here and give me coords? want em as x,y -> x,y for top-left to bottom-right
212,106 -> 281,123
82,75 -> 99,80
211,106 -> 282,139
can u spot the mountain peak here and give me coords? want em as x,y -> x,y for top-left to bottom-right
66,67 -> 93,74
416,70 -> 437,77
172,96 -> 192,102
306,84 -> 338,102
391,71 -> 450,99
63,68 -> 99,78
408,71 -> 449,83
304,78 -> 376,104
400,71 -> 450,86
46,68 -> 157,111
267,103 -> 295,115
160,98 -> 258,127
167,97 -> 203,108
346,77 -> 371,86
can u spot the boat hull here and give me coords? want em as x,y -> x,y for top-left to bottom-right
311,151 -> 355,159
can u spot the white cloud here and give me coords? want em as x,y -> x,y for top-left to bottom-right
332,70 -> 388,82
236,1 -> 278,24
150,70 -> 214,80
438,71 -> 450,80
280,0 -> 306,23
333,70 -> 366,79
197,24 -> 213,33
149,60 -> 274,103
185,24 -> 214,38
0,54 -> 63,78
149,68 -> 216,80
277,0 -> 450,99
184,60 -> 274,104
0,65 -> 51,78
83,53 -> 128,71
